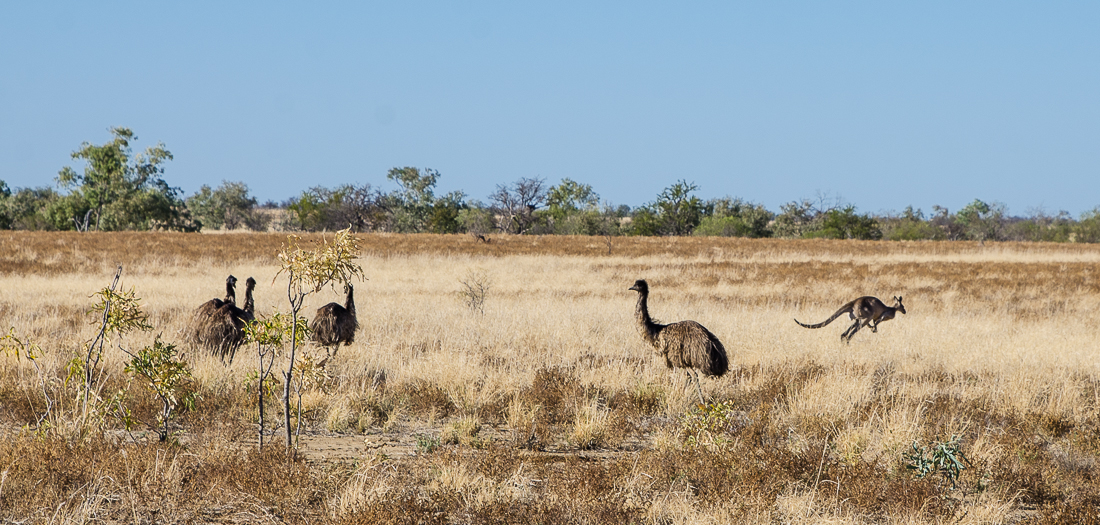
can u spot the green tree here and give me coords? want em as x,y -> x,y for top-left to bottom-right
814,205 -> 882,240
55,127 -> 193,231
956,199 -> 1006,241
772,199 -> 820,238
288,186 -> 345,231
457,201 -> 495,236
631,181 -> 703,236
288,183 -> 399,233
387,167 -> 442,233
656,181 -> 703,236
929,206 -> 965,240
880,206 -> 942,240
427,191 -> 467,234
0,181 -> 11,229
186,181 -> 266,231
694,197 -> 774,238
628,207 -> 661,236
547,178 -> 599,222
124,337 -> 197,442
0,185 -> 59,230
1073,207 -> 1100,243
1006,208 -> 1073,242
544,178 -> 603,235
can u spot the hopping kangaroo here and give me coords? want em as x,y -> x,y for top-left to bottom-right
795,296 -> 905,343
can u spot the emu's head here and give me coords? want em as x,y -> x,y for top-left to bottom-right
893,296 -> 906,314
245,277 -> 256,290
628,279 -> 649,294
226,275 -> 238,287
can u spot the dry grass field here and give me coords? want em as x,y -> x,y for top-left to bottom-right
2,231 -> 1099,524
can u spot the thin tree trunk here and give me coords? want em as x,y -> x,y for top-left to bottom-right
283,274 -> 300,452
83,266 -> 122,426
257,343 -> 264,451
284,316 -> 296,451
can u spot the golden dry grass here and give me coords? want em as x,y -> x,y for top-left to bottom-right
2,232 -> 1100,523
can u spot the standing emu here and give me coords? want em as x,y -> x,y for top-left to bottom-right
185,275 -> 255,364
310,283 -> 358,357
629,279 -> 728,404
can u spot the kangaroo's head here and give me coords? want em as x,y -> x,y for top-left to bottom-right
893,296 -> 906,314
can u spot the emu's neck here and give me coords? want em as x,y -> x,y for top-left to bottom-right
224,282 -> 236,305
243,283 -> 255,314
345,287 -> 355,316
635,291 -> 662,346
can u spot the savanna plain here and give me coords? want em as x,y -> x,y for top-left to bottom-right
2,232 -> 1100,524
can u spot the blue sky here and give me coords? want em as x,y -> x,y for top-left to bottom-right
2,2 -> 1098,216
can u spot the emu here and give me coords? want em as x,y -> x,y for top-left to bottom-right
185,275 -> 255,364
629,279 -> 728,404
310,283 -> 358,357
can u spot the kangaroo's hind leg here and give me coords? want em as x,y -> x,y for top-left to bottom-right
842,319 -> 861,343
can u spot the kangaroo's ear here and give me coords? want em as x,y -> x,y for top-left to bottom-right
896,296 -> 903,302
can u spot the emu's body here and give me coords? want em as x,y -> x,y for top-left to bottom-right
630,279 -> 728,403
206,275 -> 238,310
186,276 -> 237,342
795,295 -> 905,344
310,283 -> 358,356
186,276 -> 255,364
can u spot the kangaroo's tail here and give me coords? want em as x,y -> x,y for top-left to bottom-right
794,304 -> 852,329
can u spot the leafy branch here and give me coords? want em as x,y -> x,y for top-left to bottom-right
274,227 -> 363,452
74,266 -> 152,432
123,337 -> 197,442
243,311 -> 311,450
905,435 -> 971,489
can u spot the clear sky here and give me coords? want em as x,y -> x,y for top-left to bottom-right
2,2 -> 1098,216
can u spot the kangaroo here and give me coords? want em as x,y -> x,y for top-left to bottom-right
795,296 -> 905,344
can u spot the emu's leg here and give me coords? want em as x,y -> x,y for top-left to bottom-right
688,370 -> 706,405
675,371 -> 689,397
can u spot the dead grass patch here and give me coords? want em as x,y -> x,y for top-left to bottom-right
2,233 -> 1100,523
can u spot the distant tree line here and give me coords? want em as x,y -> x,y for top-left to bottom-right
4,127 -> 1100,242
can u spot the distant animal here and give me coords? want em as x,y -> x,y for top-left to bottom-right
185,275 -> 256,364
629,279 -> 728,404
185,275 -> 237,340
310,282 -> 358,357
475,234 -> 491,243
795,296 -> 905,344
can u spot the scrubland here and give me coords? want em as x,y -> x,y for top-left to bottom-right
1,231 -> 1099,524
